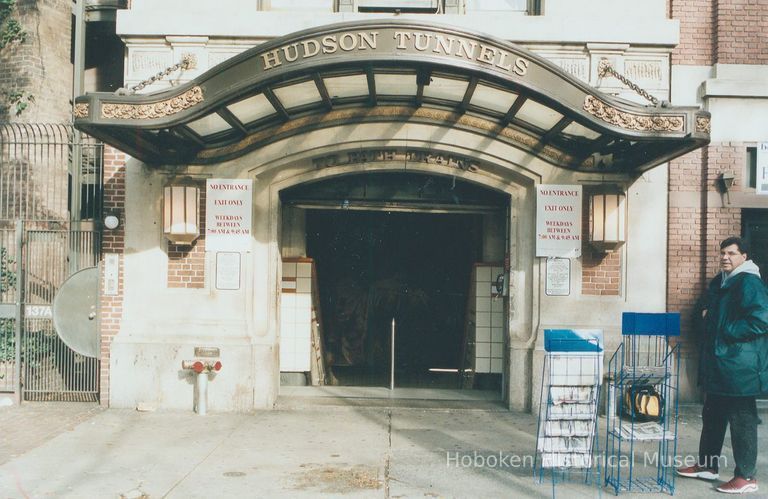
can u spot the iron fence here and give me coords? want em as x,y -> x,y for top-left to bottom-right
0,123 -> 103,402
0,228 -> 18,393
0,123 -> 103,223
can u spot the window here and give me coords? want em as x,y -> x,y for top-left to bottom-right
338,0 -> 540,14
747,146 -> 757,189
467,0 -> 529,12
356,0 -> 441,12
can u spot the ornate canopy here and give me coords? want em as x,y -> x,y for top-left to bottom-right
74,19 -> 710,172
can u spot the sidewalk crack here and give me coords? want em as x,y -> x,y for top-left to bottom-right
160,417 -> 247,498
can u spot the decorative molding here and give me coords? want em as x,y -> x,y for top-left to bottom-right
129,50 -> 173,78
624,60 -> 663,82
583,95 -> 684,132
696,116 -> 711,134
547,58 -> 588,82
73,103 -> 89,119
101,86 -> 204,120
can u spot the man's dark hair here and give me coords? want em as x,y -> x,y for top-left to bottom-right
720,236 -> 749,255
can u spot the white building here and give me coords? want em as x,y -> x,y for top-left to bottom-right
72,0 -> 718,412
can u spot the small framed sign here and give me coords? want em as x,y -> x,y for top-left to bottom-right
215,252 -> 241,290
104,253 -> 119,296
758,142 -> 768,195
545,257 -> 571,296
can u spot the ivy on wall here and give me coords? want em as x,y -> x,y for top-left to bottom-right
0,0 -> 33,117
0,0 -> 25,49
0,248 -> 16,365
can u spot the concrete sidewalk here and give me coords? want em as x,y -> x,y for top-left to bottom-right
0,398 -> 766,498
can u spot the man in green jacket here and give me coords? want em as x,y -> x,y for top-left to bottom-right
677,237 -> 768,494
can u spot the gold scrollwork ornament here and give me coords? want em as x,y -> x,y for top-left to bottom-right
583,95 -> 684,132
73,103 -> 89,119
696,116 -> 711,134
101,86 -> 204,120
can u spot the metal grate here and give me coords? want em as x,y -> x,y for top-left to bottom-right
18,230 -> 101,401
0,123 -> 103,402
0,123 -> 103,223
22,319 -> 99,402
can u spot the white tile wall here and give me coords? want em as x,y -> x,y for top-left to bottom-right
476,327 -> 491,342
476,357 -> 491,373
296,262 -> 312,277
476,312 -> 491,327
474,264 -> 505,374
280,260 -> 313,372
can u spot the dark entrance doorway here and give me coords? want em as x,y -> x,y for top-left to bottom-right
743,209 -> 768,285
281,171 -> 509,390
306,209 -> 480,388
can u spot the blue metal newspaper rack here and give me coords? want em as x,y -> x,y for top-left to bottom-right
534,329 -> 603,496
604,312 -> 680,495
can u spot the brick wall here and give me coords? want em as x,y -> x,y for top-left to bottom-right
715,0 -> 768,65
99,146 -> 126,405
671,0 -> 715,65
702,144 -> 745,276
582,247 -> 621,296
581,196 -> 622,296
167,187 -> 207,288
667,149 -> 706,334
667,0 -> 764,392
667,144 -> 744,340
671,0 -> 767,66
0,0 -> 73,123
667,206 -> 706,335
668,147 -> 706,192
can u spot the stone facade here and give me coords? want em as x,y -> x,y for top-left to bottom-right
94,0 -> 684,412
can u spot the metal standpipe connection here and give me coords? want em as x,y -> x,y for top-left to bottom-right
181,359 -> 222,415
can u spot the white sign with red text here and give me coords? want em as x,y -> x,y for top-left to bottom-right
206,179 -> 253,252
536,185 -> 582,258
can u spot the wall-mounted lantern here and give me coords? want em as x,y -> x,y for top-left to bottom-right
589,188 -> 626,252
719,171 -> 736,192
163,182 -> 200,245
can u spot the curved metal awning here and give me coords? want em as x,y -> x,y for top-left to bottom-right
74,19 -> 710,172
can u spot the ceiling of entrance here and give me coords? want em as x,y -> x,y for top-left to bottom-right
281,172 -> 509,214
74,19 -> 710,173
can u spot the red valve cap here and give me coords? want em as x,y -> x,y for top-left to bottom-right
193,361 -> 205,374
213,361 -> 222,371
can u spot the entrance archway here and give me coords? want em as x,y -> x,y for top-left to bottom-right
278,170 -> 510,394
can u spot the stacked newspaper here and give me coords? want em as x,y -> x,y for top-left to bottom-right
619,366 -> 669,385
550,386 -> 595,405
537,436 -> 591,453
543,420 -> 594,437
541,453 -> 593,469
617,421 -> 674,441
